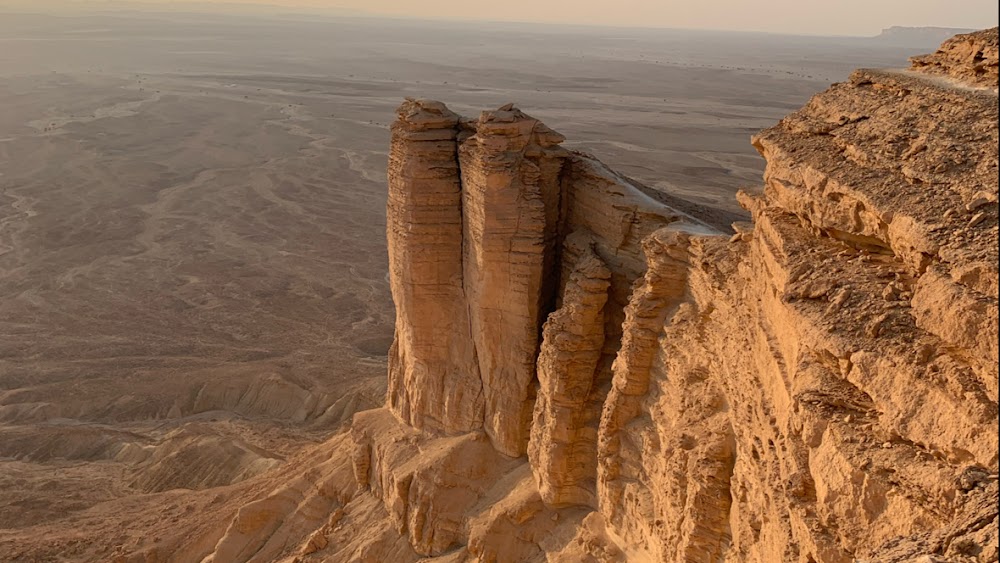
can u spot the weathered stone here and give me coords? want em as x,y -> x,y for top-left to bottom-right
529,235 -> 611,507
385,98 -> 484,437
459,105 -> 570,457
910,27 -> 999,87
203,28 -> 1000,563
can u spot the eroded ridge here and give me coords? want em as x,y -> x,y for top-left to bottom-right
195,29 -> 999,563
910,27 -> 999,88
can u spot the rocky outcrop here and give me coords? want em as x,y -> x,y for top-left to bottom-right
528,235 -> 611,507
381,99 -> 686,467
910,27 -> 999,87
350,408 -> 520,556
197,29 -> 999,563
459,105 -> 570,457
597,228 -> 736,563
344,98 -> 694,559
385,99 -> 483,437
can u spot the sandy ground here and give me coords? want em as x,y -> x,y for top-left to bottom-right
0,10 -> 924,560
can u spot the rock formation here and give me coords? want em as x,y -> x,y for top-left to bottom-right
529,235 -> 611,507
458,106 -> 569,457
195,28 -> 999,563
910,28 -> 999,87
385,99 -> 482,437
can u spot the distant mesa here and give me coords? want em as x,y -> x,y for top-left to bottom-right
871,25 -> 978,47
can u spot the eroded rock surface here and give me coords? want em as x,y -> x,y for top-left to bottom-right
910,27 -> 999,87
459,106 -> 569,457
529,235 -> 611,507
191,29 -> 999,563
385,99 -> 483,437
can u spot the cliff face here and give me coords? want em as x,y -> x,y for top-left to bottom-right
200,29 -> 999,563
385,100 -> 482,438
382,100 -> 687,466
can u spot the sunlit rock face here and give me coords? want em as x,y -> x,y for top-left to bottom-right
199,29 -> 999,563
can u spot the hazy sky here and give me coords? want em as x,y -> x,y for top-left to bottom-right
11,0 -> 1000,36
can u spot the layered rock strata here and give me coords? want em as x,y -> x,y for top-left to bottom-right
529,235 -> 612,507
910,27 -> 999,87
385,100 -> 482,436
383,100 -> 686,464
458,106 -> 569,457
199,29 -> 999,563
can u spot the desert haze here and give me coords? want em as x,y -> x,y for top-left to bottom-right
0,8 -> 997,563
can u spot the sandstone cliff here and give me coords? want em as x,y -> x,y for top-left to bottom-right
195,29 -> 999,563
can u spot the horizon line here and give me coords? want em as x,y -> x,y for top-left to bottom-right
0,0 -> 990,39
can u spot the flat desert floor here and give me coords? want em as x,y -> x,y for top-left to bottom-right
0,10 -> 923,560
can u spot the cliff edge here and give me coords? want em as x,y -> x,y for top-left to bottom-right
193,28 -> 999,563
